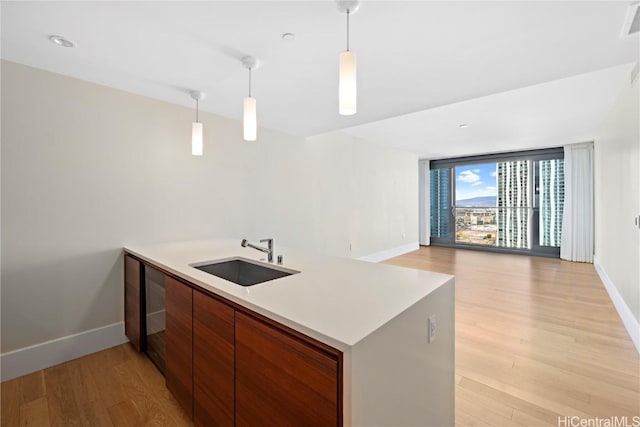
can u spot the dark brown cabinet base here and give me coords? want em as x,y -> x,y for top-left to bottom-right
124,253 -> 343,426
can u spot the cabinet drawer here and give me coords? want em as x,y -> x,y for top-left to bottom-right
235,312 -> 339,427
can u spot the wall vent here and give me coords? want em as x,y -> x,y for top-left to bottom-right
621,2 -> 640,37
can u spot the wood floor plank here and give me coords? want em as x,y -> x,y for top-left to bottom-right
1,378 -> 21,427
66,357 -> 113,427
19,372 -> 45,405
456,384 -> 514,420
456,391 -> 520,426
511,408 -> 556,426
120,344 -> 191,425
113,357 -> 174,426
43,364 -> 82,427
106,400 -> 142,427
19,396 -> 50,427
85,348 -> 129,409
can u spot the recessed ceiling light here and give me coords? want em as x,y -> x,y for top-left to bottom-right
281,32 -> 296,41
459,124 -> 469,129
49,35 -> 76,48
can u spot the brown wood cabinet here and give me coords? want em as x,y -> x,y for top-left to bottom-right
124,255 -> 144,352
124,253 -> 342,426
165,276 -> 193,418
235,312 -> 340,427
193,290 -> 235,427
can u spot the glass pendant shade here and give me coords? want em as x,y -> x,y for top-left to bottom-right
192,122 -> 203,156
243,96 -> 257,141
339,50 -> 357,115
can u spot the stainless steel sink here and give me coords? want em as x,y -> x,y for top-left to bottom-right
191,257 -> 299,287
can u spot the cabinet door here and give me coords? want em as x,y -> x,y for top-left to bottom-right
165,276 -> 193,419
193,290 -> 235,427
124,255 -> 144,352
235,312 -> 340,427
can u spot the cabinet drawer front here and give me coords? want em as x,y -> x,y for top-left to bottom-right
165,276 -> 193,419
235,312 -> 339,427
193,291 -> 235,427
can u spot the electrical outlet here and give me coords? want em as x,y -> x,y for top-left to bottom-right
428,315 -> 437,343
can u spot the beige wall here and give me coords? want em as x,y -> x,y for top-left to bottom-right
0,61 -> 418,352
594,73 -> 640,324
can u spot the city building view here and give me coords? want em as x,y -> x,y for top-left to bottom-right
430,168 -> 450,239
432,158 -> 564,250
496,160 -> 530,249
539,159 -> 565,246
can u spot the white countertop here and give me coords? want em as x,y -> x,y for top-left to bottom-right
124,239 -> 454,350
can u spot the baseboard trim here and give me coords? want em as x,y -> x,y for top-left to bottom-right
358,241 -> 420,263
1,322 -> 128,382
593,255 -> 640,355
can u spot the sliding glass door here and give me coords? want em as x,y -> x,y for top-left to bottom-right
429,149 -> 564,257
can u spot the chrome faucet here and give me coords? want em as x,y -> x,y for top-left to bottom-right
241,238 -> 274,263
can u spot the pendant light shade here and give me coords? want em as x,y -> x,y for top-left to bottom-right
243,96 -> 257,141
242,56 -> 258,141
189,91 -> 205,156
339,50 -> 357,115
336,0 -> 360,116
191,122 -> 203,156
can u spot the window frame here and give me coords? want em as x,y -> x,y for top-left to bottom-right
428,147 -> 564,257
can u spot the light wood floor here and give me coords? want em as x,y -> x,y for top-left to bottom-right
1,246 -> 638,426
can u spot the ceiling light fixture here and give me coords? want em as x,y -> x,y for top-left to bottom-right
459,124 -> 469,129
190,91 -> 205,156
336,0 -> 360,116
48,35 -> 76,48
242,56 -> 258,141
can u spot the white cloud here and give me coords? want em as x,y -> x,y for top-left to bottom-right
490,171 -> 497,177
486,186 -> 496,190
473,169 -> 480,173
471,181 -> 483,186
457,170 -> 481,183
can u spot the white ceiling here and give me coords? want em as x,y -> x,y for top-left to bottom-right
2,1 -> 639,157
342,63 -> 636,158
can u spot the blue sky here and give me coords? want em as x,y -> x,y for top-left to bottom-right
455,163 -> 497,201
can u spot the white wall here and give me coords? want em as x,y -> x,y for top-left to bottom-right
594,71 -> 640,330
0,61 -> 418,353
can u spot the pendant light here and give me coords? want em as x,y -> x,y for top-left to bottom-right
337,0 -> 360,116
242,56 -> 258,141
190,91 -> 205,156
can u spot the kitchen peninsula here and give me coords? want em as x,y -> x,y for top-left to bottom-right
124,239 -> 454,426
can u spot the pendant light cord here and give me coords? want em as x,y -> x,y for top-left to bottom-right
346,9 -> 350,51
249,67 -> 252,97
196,98 -> 199,123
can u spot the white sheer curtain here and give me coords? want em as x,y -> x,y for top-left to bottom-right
560,142 -> 594,262
419,160 -> 431,246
